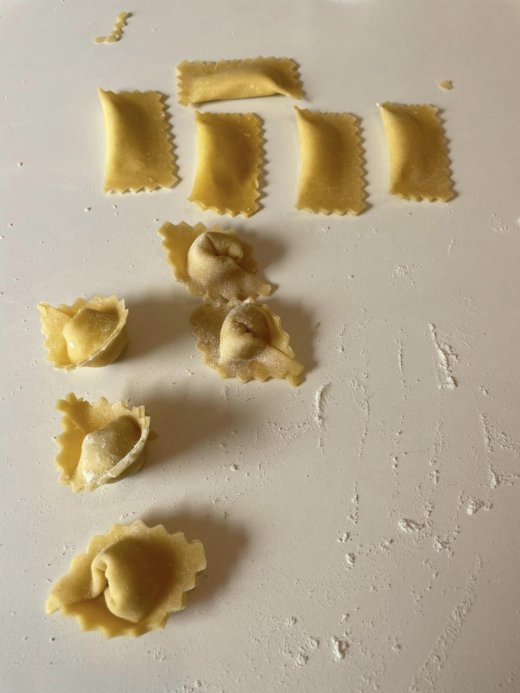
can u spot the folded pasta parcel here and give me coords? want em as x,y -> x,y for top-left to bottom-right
158,221 -> 271,301
191,297 -> 304,386
98,88 -> 177,193
379,102 -> 453,202
46,520 -> 206,638
177,57 -> 302,106
54,393 -> 155,493
38,295 -> 128,370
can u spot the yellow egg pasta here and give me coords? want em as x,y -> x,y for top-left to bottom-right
46,520 -> 206,638
294,108 -> 366,216
98,88 -> 177,194
379,102 -> 454,202
189,112 -> 262,218
177,57 -> 302,106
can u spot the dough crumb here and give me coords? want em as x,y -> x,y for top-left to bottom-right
439,80 -> 453,90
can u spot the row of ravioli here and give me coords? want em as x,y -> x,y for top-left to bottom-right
100,58 -> 453,216
100,90 -> 453,217
42,222 -> 302,637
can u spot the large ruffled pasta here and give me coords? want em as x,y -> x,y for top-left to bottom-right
191,297 -> 304,386
158,221 -> 271,301
379,102 -> 454,202
46,520 -> 206,638
188,112 -> 262,218
177,57 -> 302,106
98,88 -> 177,194
54,393 -> 154,493
38,295 -> 128,370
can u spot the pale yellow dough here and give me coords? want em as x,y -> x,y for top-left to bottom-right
439,80 -> 453,90
46,520 -> 206,638
94,11 -> 128,43
158,221 -> 271,301
379,102 -> 454,202
38,295 -> 128,371
189,112 -> 262,218
177,57 -> 302,106
54,393 -> 154,493
191,297 -> 304,386
98,88 -> 177,194
294,108 -> 366,216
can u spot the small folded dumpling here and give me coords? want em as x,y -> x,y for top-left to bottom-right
177,57 -> 302,106
158,221 -> 271,301
38,295 -> 128,370
191,297 -> 304,386
54,393 -> 154,493
46,520 -> 206,638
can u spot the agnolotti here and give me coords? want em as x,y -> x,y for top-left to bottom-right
98,88 -> 177,193
379,102 -> 454,202
294,108 -> 366,216
189,112 -> 262,218
177,57 -> 302,106
38,295 -> 128,370
46,520 -> 206,638
158,221 -> 271,301
54,393 -> 155,493
191,297 -> 304,386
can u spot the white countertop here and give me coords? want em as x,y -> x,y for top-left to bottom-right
2,1 -> 520,691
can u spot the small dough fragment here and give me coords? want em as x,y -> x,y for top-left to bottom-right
98,88 -> 177,194
188,112 -> 262,218
94,11 -> 128,43
379,102 -> 454,202
439,80 -> 453,90
158,221 -> 271,300
191,297 -> 304,386
46,520 -> 206,638
294,108 -> 366,215
177,57 -> 302,106
54,393 -> 153,493
38,295 -> 128,370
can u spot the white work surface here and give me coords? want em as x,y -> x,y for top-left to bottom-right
2,1 -> 520,691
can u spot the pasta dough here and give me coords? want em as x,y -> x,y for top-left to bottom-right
98,88 -> 177,193
188,112 -> 262,218
54,393 -> 154,493
38,295 -> 128,370
46,520 -> 206,638
94,11 -> 128,43
191,297 -> 304,386
379,102 -> 454,202
177,57 -> 302,106
158,221 -> 271,301
294,108 -> 366,215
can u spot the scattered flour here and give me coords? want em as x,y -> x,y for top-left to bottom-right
331,636 -> 349,660
398,519 -> 424,534
428,323 -> 458,390
314,383 -> 331,452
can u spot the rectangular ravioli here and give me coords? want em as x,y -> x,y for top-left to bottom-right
189,112 -> 262,218
177,57 -> 302,106
98,88 -> 177,193
294,108 -> 366,216
379,102 -> 453,202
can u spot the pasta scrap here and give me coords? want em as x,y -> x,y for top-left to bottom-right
379,102 -> 454,202
191,297 -> 304,386
189,112 -> 262,218
94,11 -> 129,44
294,108 -> 366,215
54,393 -> 154,493
158,221 -> 271,301
38,295 -> 128,371
177,57 -> 302,106
46,520 -> 206,638
98,88 -> 177,194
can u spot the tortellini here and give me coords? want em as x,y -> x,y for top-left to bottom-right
54,393 -> 153,493
37,295 -> 128,370
191,297 -> 304,386
46,520 -> 206,638
158,221 -> 271,301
